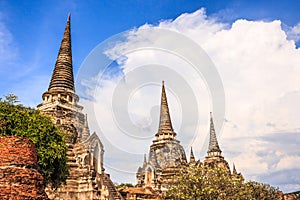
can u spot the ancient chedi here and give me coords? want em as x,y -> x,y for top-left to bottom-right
37,14 -> 122,200
189,113 -> 237,175
136,82 -> 238,194
203,112 -> 230,172
136,81 -> 187,192
187,113 -> 233,172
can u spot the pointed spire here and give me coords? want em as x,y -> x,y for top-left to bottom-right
82,114 -> 90,140
48,13 -> 74,92
158,81 -> 174,133
232,163 -> 237,175
207,112 -> 222,155
190,147 -> 195,163
143,154 -> 147,168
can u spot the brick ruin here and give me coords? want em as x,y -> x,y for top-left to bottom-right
36,14 -> 122,200
0,136 -> 49,200
136,82 -> 232,193
136,82 -> 188,192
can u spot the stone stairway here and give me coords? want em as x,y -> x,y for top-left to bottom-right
102,173 -> 124,200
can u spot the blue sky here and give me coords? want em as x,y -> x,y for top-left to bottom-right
1,0 -> 300,104
1,0 -> 300,193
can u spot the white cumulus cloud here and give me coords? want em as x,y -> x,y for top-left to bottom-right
80,8 -> 300,192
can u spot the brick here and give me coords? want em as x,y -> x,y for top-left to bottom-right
0,136 -> 49,199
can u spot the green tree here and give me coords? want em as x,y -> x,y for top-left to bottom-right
245,181 -> 281,200
166,165 -> 280,200
4,93 -> 19,104
0,96 -> 69,189
115,183 -> 135,189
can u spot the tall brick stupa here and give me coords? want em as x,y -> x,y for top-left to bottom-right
136,81 -> 187,192
37,14 -> 123,200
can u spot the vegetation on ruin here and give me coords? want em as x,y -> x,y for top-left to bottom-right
166,165 -> 281,200
0,94 -> 69,189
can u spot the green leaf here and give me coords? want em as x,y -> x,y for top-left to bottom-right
0,97 -> 69,189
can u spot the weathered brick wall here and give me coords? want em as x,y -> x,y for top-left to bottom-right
0,136 -> 49,200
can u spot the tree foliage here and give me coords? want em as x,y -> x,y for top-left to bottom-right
115,183 -> 135,189
0,95 -> 69,188
245,181 -> 282,199
166,165 -> 281,200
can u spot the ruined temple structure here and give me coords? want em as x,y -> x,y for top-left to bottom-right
136,82 -> 238,194
136,81 -> 187,192
37,14 -> 123,200
203,112 -> 230,172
